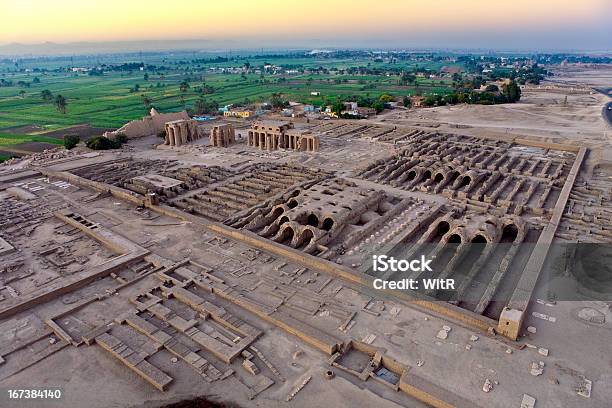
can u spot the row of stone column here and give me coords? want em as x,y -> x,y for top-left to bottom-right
164,120 -> 198,147
210,125 -> 236,147
247,131 -> 319,152
248,131 -> 275,150
300,136 -> 320,152
165,122 -> 187,146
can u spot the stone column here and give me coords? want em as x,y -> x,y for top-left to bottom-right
169,125 -> 175,146
178,123 -> 183,145
180,123 -> 187,145
174,126 -> 181,147
168,127 -> 175,146
190,121 -> 197,141
177,125 -> 183,146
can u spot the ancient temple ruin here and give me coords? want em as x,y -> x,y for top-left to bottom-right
104,108 -> 190,139
285,128 -> 320,152
210,124 -> 236,147
247,120 -> 319,151
163,119 -> 201,147
0,114 -> 606,408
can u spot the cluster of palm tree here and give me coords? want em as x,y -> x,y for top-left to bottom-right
54,95 -> 67,114
40,89 -> 67,113
141,95 -> 152,110
398,71 -> 417,86
179,80 -> 190,92
41,89 -> 53,101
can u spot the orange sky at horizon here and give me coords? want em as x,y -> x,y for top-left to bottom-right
1,0 -> 610,45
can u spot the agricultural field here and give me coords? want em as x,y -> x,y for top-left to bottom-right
0,132 -> 63,161
0,52 -> 457,133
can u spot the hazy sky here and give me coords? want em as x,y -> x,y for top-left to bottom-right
2,0 -> 611,50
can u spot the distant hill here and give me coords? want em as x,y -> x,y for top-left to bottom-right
0,39 -> 238,56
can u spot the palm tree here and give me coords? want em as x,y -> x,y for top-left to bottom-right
179,80 -> 190,92
41,89 -> 53,101
399,71 -> 416,86
194,97 -> 205,115
141,95 -> 152,109
54,95 -> 67,114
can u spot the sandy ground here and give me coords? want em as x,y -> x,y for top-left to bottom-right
0,64 -> 610,408
378,65 -> 612,179
546,64 -> 612,89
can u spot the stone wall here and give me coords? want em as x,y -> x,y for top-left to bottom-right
104,108 -> 190,139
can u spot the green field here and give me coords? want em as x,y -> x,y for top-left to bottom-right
0,71 -> 452,130
0,132 -> 63,159
0,53 -> 457,132
0,133 -> 64,147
